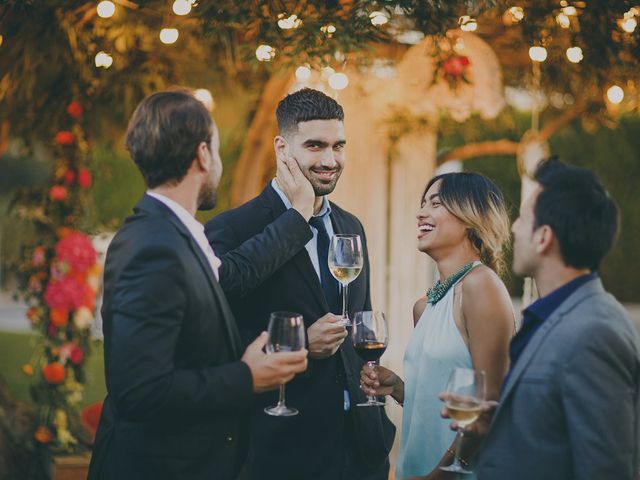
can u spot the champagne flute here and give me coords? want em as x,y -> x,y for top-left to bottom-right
440,367 -> 486,474
328,234 -> 363,327
352,311 -> 388,407
264,312 -> 306,417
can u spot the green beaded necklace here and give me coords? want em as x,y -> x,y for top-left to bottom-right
427,261 -> 477,305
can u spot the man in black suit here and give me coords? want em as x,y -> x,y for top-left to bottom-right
207,88 -> 395,480
88,90 -> 310,480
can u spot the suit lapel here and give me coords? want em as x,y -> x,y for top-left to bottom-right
261,185 -> 328,312
495,278 -> 605,418
136,194 -> 243,357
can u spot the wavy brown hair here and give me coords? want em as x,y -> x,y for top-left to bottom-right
423,172 -> 511,276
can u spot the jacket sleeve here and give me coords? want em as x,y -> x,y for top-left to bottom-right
358,218 -> 373,311
108,244 -> 254,422
561,316 -> 640,480
207,209 -> 312,299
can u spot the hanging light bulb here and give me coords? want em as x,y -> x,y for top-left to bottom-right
96,1 -> 116,18
566,46 -> 583,63
529,46 -> 547,62
295,65 -> 312,81
507,6 -> 525,22
159,28 -> 179,44
619,16 -> 638,33
277,14 -> 302,29
255,44 -> 276,62
328,72 -> 349,90
562,6 -> 577,15
194,89 -> 215,111
458,16 -> 478,32
369,11 -> 389,26
172,0 -> 191,16
606,85 -> 624,104
556,13 -> 571,28
94,51 -> 113,68
320,24 -> 336,37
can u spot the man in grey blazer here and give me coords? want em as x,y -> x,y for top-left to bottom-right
474,158 -> 640,480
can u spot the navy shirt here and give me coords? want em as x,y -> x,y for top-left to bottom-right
504,272 -> 597,387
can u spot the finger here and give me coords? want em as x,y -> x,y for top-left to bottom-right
440,407 -> 450,419
322,324 -> 348,335
276,157 -> 295,186
438,392 -> 447,401
248,331 -> 268,352
284,156 -> 304,181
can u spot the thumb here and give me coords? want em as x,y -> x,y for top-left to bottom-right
248,331 -> 268,353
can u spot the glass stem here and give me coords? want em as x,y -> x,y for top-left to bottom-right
342,283 -> 349,319
277,384 -> 286,407
367,361 -> 376,402
451,429 -> 464,467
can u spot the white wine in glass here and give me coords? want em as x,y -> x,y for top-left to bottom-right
440,368 -> 486,475
328,234 -> 363,327
264,312 -> 306,417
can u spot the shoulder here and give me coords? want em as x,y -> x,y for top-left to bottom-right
205,194 -> 267,242
460,264 -> 513,327
461,264 -> 510,302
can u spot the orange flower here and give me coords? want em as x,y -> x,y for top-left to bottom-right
50,308 -> 69,327
22,364 -> 34,376
56,227 -> 73,239
49,185 -> 68,201
42,362 -> 65,384
26,307 -> 41,323
55,131 -> 74,146
34,426 -> 52,444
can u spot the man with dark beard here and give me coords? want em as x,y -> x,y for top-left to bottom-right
88,90 -> 310,480
206,88 -> 395,480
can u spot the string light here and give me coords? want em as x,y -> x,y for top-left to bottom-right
328,72 -> 349,90
556,13 -> 571,28
566,46 -> 583,63
606,85 -> 624,104
277,14 -> 301,29
507,6 -> 525,22
369,11 -> 389,26
320,24 -> 336,37
255,44 -> 275,62
295,65 -> 312,81
321,66 -> 335,79
94,51 -> 113,68
96,1 -> 116,18
194,89 -> 215,111
159,28 -> 179,44
0,35 -> 3,47
172,0 -> 191,16
459,16 -> 478,32
529,46 -> 547,62
562,6 -> 577,15
619,16 -> 637,33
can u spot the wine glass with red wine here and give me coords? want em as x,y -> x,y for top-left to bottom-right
352,311 -> 388,407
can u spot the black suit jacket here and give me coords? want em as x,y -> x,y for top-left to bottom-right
88,194 -> 311,480
206,184 -> 396,480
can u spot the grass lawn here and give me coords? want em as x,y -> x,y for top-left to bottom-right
0,330 -> 106,406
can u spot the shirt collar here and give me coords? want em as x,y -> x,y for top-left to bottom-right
270,178 -> 331,219
525,272 -> 597,321
146,191 -> 205,237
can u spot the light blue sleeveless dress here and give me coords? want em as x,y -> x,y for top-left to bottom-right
395,261 -> 481,479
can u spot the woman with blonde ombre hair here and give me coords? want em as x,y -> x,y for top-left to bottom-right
361,172 -> 515,480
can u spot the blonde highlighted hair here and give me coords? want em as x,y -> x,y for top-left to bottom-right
423,172 -> 511,276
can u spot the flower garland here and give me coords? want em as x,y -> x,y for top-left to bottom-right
16,99 -> 101,452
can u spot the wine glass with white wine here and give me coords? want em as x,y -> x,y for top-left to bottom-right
440,367 -> 486,474
328,234 -> 363,327
264,312 -> 306,417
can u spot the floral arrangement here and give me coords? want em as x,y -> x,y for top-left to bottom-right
432,36 -> 472,90
14,99 -> 101,452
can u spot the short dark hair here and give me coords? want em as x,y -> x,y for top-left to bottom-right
276,88 -> 344,136
533,158 -> 619,271
125,89 -> 213,188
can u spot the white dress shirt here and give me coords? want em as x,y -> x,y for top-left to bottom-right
146,191 -> 221,280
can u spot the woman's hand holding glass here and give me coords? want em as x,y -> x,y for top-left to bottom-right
360,363 -> 404,403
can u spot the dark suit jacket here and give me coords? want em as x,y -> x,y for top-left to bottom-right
206,184 -> 396,480
88,194 -> 312,480
477,278 -> 640,480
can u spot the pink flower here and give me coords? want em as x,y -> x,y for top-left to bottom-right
55,232 -> 97,273
442,56 -> 470,77
44,277 -> 86,311
70,346 -> 84,365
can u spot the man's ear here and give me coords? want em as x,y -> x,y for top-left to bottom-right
274,135 -> 288,161
194,141 -> 210,172
535,225 -> 555,256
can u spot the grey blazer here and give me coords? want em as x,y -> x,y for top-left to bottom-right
477,277 -> 640,480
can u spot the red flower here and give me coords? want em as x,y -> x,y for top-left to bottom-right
63,169 -> 75,185
44,277 -> 86,310
77,168 -> 92,189
47,322 -> 57,337
34,426 -> 53,444
70,346 -> 84,365
49,185 -> 68,201
42,362 -> 65,384
442,56 -> 471,77
66,101 -> 84,119
55,231 -> 97,273
55,131 -> 75,146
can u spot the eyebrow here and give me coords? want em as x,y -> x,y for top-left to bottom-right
429,193 -> 440,201
302,139 -> 347,147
